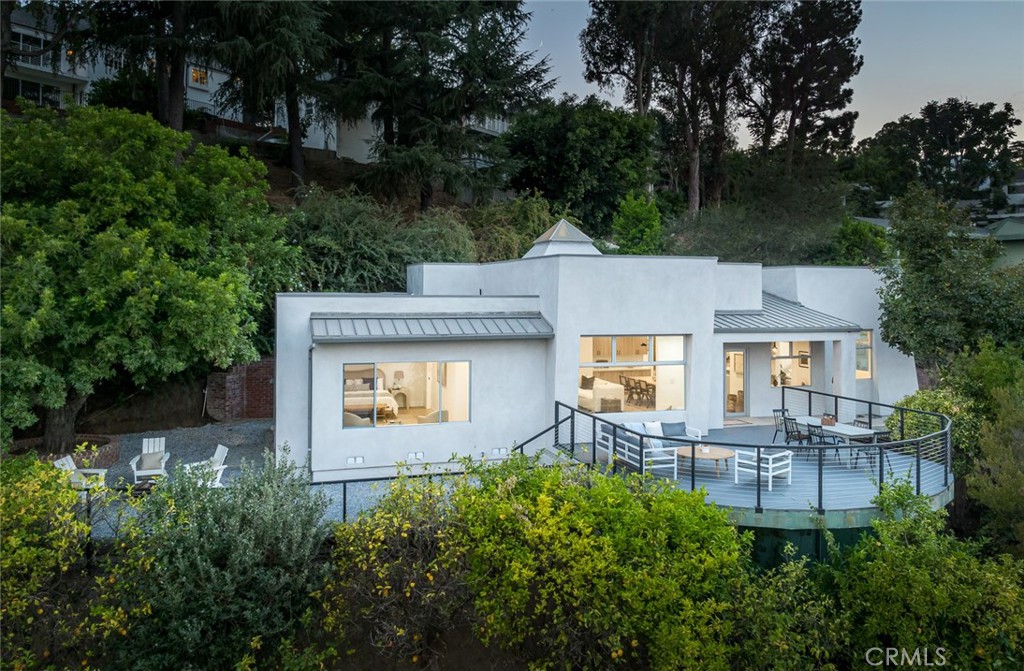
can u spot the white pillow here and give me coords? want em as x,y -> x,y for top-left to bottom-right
643,421 -> 663,437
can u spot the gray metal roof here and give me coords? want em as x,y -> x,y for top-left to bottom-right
310,312 -> 554,343
715,293 -> 861,333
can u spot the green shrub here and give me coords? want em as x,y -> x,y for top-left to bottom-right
324,473 -> 470,667
834,482 -> 1024,669
462,193 -> 558,261
94,452 -> 330,670
454,456 -> 747,671
827,216 -> 889,266
612,192 -> 662,255
729,548 -> 848,671
0,454 -> 93,670
968,381 -> 1024,557
887,388 -> 981,475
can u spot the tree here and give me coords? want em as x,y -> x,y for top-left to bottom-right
877,184 -> 1024,369
740,1 -> 863,170
502,95 -> 654,236
612,192 -> 662,255
1,105 -> 296,452
70,1 -> 210,131
322,0 -> 550,210
852,99 -> 1022,203
580,0 -> 665,118
207,0 -> 332,188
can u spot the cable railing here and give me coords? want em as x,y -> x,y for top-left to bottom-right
548,393 -> 952,515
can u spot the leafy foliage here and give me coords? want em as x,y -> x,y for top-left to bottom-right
287,187 -> 476,293
887,388 -> 980,476
503,95 -> 655,236
834,482 -> 1024,669
0,454 -> 93,670
877,184 -> 1024,368
851,99 -> 1022,203
612,192 -> 662,255
729,548 -> 848,671
0,105 -> 297,450
969,381 -> 1024,557
325,473 -> 469,668
461,193 -> 560,261
827,217 -> 889,266
455,456 -> 747,671
93,452 -> 331,671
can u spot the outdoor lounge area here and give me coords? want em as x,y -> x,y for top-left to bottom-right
526,388 -> 953,529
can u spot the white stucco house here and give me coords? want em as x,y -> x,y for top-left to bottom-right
275,220 -> 919,482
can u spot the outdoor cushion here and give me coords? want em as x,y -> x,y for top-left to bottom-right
139,451 -> 164,471
661,421 -> 688,437
643,421 -> 663,436
580,375 -> 595,390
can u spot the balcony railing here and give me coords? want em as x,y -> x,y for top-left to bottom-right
519,394 -> 953,516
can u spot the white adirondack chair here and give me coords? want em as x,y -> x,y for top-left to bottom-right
182,444 -> 229,487
53,455 -> 108,490
130,437 -> 169,484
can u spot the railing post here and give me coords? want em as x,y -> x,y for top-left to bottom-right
878,444 -> 885,491
690,443 -> 696,491
916,440 -> 922,495
868,402 -> 874,428
570,411 -> 576,459
639,432 -> 646,477
944,427 -> 950,487
781,386 -> 786,412
807,391 -> 813,416
342,482 -> 348,523
834,397 -> 839,419
755,445 -> 763,513
899,407 -> 906,441
817,446 -> 824,515
591,416 -> 596,466
611,425 -> 618,475
555,402 -> 561,448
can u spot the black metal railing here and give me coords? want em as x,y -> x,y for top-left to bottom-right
542,391 -> 952,515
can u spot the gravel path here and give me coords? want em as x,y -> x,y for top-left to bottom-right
106,419 -> 273,488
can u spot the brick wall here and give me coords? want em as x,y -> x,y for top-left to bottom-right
206,356 -> 275,420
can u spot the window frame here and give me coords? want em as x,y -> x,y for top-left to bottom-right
856,330 -> 873,379
342,360 -> 471,429
770,341 -> 812,387
578,335 -> 687,411
189,66 -> 209,89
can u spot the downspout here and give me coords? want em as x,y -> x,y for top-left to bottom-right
307,344 -> 315,481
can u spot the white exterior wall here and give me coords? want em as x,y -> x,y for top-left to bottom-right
763,267 -> 919,406
275,293 -> 548,480
336,117 -> 376,163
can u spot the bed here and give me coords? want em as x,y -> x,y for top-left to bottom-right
343,367 -> 401,418
578,377 -> 625,413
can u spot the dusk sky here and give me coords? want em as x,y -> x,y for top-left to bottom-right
523,0 -> 1024,146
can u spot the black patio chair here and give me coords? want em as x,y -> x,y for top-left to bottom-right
771,409 -> 789,443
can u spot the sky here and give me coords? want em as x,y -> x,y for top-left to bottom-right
522,0 -> 1024,146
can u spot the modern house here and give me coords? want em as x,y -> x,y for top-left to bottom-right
275,220 -> 921,486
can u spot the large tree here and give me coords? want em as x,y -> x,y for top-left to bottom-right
0,104 -> 297,452
580,0 -> 665,118
740,0 -> 863,170
502,95 -> 655,236
323,0 -> 550,210
207,0 -> 332,188
877,184 -> 1024,370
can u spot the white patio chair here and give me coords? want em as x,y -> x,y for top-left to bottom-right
182,444 -> 229,487
53,455 -> 108,490
130,437 -> 169,484
734,448 -> 793,492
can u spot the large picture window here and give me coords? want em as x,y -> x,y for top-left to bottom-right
770,341 -> 811,387
343,361 -> 469,428
856,330 -> 873,379
578,335 -> 686,412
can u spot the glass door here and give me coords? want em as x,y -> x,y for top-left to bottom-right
725,349 -> 747,416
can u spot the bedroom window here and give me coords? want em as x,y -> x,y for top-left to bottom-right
342,361 -> 469,428
770,341 -> 811,387
578,335 -> 686,413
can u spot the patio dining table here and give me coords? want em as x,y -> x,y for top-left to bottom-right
795,415 -> 878,468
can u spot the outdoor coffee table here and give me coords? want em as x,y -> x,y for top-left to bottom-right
676,445 -> 735,478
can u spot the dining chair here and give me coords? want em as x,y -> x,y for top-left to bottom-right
807,424 -> 841,462
771,409 -> 789,443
